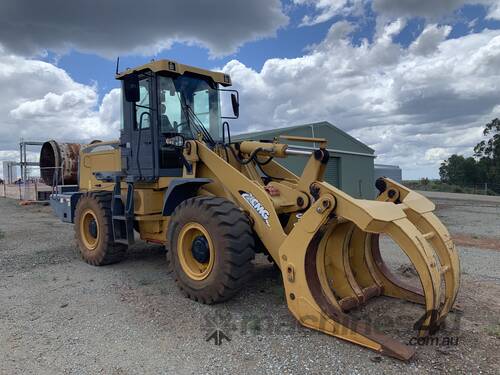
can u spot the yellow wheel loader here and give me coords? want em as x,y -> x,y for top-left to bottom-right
48,59 -> 460,360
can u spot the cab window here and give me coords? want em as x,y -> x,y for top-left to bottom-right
193,89 -> 210,129
159,76 -> 183,133
135,78 -> 151,130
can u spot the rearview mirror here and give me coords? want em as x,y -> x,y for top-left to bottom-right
231,93 -> 239,118
123,73 -> 140,102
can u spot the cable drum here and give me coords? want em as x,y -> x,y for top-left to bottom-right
39,140 -> 84,185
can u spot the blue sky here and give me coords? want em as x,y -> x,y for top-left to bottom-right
50,2 -> 347,95
50,1 -> 499,99
0,0 -> 499,179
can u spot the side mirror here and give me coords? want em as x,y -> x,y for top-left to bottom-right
231,93 -> 239,118
123,73 -> 140,102
220,88 -> 240,119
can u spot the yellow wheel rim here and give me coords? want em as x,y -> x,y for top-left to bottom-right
177,222 -> 215,281
80,208 -> 99,250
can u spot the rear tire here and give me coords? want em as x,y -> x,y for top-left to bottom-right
168,196 -> 255,304
74,191 -> 127,266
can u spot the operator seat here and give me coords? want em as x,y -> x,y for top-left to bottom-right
160,104 -> 174,133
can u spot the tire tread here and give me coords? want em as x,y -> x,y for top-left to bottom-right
168,196 -> 255,304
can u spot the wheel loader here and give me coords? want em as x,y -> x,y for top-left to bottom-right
49,59 -> 460,360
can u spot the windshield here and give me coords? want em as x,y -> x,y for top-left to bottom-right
158,75 -> 221,140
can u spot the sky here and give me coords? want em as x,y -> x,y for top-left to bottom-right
0,0 -> 499,179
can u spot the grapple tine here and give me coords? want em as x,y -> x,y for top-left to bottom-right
320,222 -> 367,310
418,212 -> 460,322
383,217 -> 442,335
366,233 -> 425,305
348,217 -> 443,335
374,178 -> 461,323
348,230 -> 426,305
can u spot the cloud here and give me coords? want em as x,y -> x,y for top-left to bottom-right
487,2 -> 500,19
1,1 -> 499,181
409,24 -> 452,56
373,0 -> 500,20
294,0 -> 500,25
98,89 -> 122,130
0,48 -> 121,178
223,22 -> 500,178
0,54 -> 119,146
10,89 -> 97,121
293,0 -> 364,26
0,0 -> 288,59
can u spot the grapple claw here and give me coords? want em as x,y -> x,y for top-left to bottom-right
279,180 -> 460,360
374,178 -> 461,325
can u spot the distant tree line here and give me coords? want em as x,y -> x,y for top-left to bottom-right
439,118 -> 500,194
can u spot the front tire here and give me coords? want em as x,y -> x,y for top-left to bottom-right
168,196 -> 255,304
74,191 -> 127,265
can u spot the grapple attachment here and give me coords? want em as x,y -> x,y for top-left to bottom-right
277,178 -> 460,360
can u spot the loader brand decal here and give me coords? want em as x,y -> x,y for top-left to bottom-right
239,191 -> 270,227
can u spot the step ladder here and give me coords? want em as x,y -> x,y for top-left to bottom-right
111,176 -> 135,245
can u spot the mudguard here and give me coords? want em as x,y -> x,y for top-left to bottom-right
162,178 -> 212,216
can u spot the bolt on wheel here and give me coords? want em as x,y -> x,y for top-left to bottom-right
74,192 -> 127,266
177,222 -> 215,281
80,208 -> 99,250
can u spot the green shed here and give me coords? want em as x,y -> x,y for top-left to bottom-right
233,122 -> 376,199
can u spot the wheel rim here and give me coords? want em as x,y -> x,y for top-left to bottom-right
177,222 -> 215,281
80,208 -> 99,250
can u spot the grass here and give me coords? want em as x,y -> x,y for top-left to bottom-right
486,324 -> 500,339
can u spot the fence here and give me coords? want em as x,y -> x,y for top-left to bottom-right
0,180 -> 52,201
0,165 -> 63,201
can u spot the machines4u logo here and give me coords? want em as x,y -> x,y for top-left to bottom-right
239,191 -> 270,227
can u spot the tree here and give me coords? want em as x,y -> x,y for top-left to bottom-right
439,154 -> 470,185
440,118 -> 500,193
474,118 -> 500,160
473,118 -> 500,185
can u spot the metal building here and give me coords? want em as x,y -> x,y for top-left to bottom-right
233,122 -> 376,198
374,164 -> 402,182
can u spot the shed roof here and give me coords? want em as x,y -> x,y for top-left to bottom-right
233,121 -> 375,154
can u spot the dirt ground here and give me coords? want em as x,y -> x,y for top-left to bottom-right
0,196 -> 499,374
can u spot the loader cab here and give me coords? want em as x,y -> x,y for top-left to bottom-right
117,60 -> 236,181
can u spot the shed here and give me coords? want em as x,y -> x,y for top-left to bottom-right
233,122 -> 376,198
374,164 -> 402,183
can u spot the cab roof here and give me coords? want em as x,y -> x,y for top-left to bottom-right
115,59 -> 232,87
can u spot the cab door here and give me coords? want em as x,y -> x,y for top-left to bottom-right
128,76 -> 155,179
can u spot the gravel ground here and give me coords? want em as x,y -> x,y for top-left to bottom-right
418,190 -> 500,204
0,197 -> 499,374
